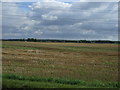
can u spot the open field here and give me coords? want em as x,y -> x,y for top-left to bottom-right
2,41 -> 119,88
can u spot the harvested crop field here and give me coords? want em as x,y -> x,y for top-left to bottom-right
2,41 -> 119,88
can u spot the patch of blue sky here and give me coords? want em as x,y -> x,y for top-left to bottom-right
16,2 -> 33,12
57,0 -> 80,2
1,0 -> 38,2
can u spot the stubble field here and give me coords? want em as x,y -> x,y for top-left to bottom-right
2,41 -> 119,88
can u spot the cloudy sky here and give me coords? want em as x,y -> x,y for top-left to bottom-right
2,0 -> 118,40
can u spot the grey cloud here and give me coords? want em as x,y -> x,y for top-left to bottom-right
2,1 -> 118,40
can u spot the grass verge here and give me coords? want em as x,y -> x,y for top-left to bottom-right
2,74 -> 119,88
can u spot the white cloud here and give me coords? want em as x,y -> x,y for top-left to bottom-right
1,0 -> 38,2
2,1 -> 118,40
2,2 -> 35,38
34,30 -> 43,35
42,14 -> 58,20
29,0 -> 72,9
79,0 -> 119,2
81,29 -> 96,35
0,2 -> 2,39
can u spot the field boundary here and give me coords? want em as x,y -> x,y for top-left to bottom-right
2,74 -> 119,88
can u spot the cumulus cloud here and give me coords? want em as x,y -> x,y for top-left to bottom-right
2,0 -> 118,40
2,0 -> 38,2
41,14 -> 58,20
2,2 -> 40,39
79,0 -> 119,2
0,2 -> 2,39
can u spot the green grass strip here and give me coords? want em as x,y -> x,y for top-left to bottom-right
2,74 -> 119,88
62,46 -> 118,52
2,45 -> 37,50
3,78 -> 90,88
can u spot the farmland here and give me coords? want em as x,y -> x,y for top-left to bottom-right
2,41 -> 119,88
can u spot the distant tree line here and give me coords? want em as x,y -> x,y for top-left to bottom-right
2,38 -> 120,44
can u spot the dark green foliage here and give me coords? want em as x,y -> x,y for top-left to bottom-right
2,39 -> 120,44
3,74 -> 119,88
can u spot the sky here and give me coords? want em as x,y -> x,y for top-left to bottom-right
2,0 -> 119,40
